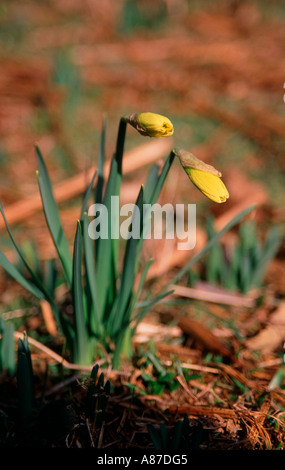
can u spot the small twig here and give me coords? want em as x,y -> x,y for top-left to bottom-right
171,284 -> 256,308
13,331 -> 131,376
40,299 -> 57,336
14,331 -> 93,371
176,375 -> 197,400
258,358 -> 283,368
161,359 -> 220,374
1,306 -> 38,320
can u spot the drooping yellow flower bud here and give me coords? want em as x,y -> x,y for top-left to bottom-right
175,148 -> 229,203
125,112 -> 174,137
184,167 -> 229,203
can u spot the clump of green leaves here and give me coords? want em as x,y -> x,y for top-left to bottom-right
0,117 -> 174,368
141,369 -> 179,396
139,351 -> 180,395
129,351 -> 201,396
193,218 -> 282,294
0,110 -> 258,369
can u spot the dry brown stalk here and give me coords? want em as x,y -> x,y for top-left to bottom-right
13,331 -> 131,377
176,374 -> 197,400
171,284 -> 256,308
40,299 -> 57,336
217,363 -> 255,389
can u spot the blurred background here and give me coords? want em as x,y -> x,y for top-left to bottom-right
0,0 -> 284,272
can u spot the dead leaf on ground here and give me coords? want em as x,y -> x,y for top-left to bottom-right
246,302 -> 285,353
177,315 -> 233,359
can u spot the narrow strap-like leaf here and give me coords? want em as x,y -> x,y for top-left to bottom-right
72,221 -> 88,364
90,364 -> 99,381
130,258 -> 153,313
250,225 -> 281,289
110,186 -> 144,336
82,212 -> 103,336
160,423 -> 169,449
0,319 -> 15,374
72,221 -> 87,360
147,424 -> 162,450
95,115 -> 107,205
80,170 -> 98,222
17,334 -> 35,429
137,151 -> 175,259
0,204 -> 52,301
114,258 -> 154,339
132,288 -> 174,330
170,204 -> 257,286
143,163 -> 160,203
0,249 -> 46,300
95,119 -> 126,318
147,150 -> 175,205
170,420 -> 183,450
35,145 -> 72,287
95,156 -> 120,318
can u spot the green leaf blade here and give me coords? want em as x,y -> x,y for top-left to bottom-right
0,249 -> 46,300
35,145 -> 72,287
72,221 -> 88,364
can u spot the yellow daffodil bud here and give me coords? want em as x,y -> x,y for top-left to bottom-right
125,112 -> 174,137
175,148 -> 229,203
184,167 -> 229,203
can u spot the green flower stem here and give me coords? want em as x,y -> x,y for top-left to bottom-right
96,117 -> 127,321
